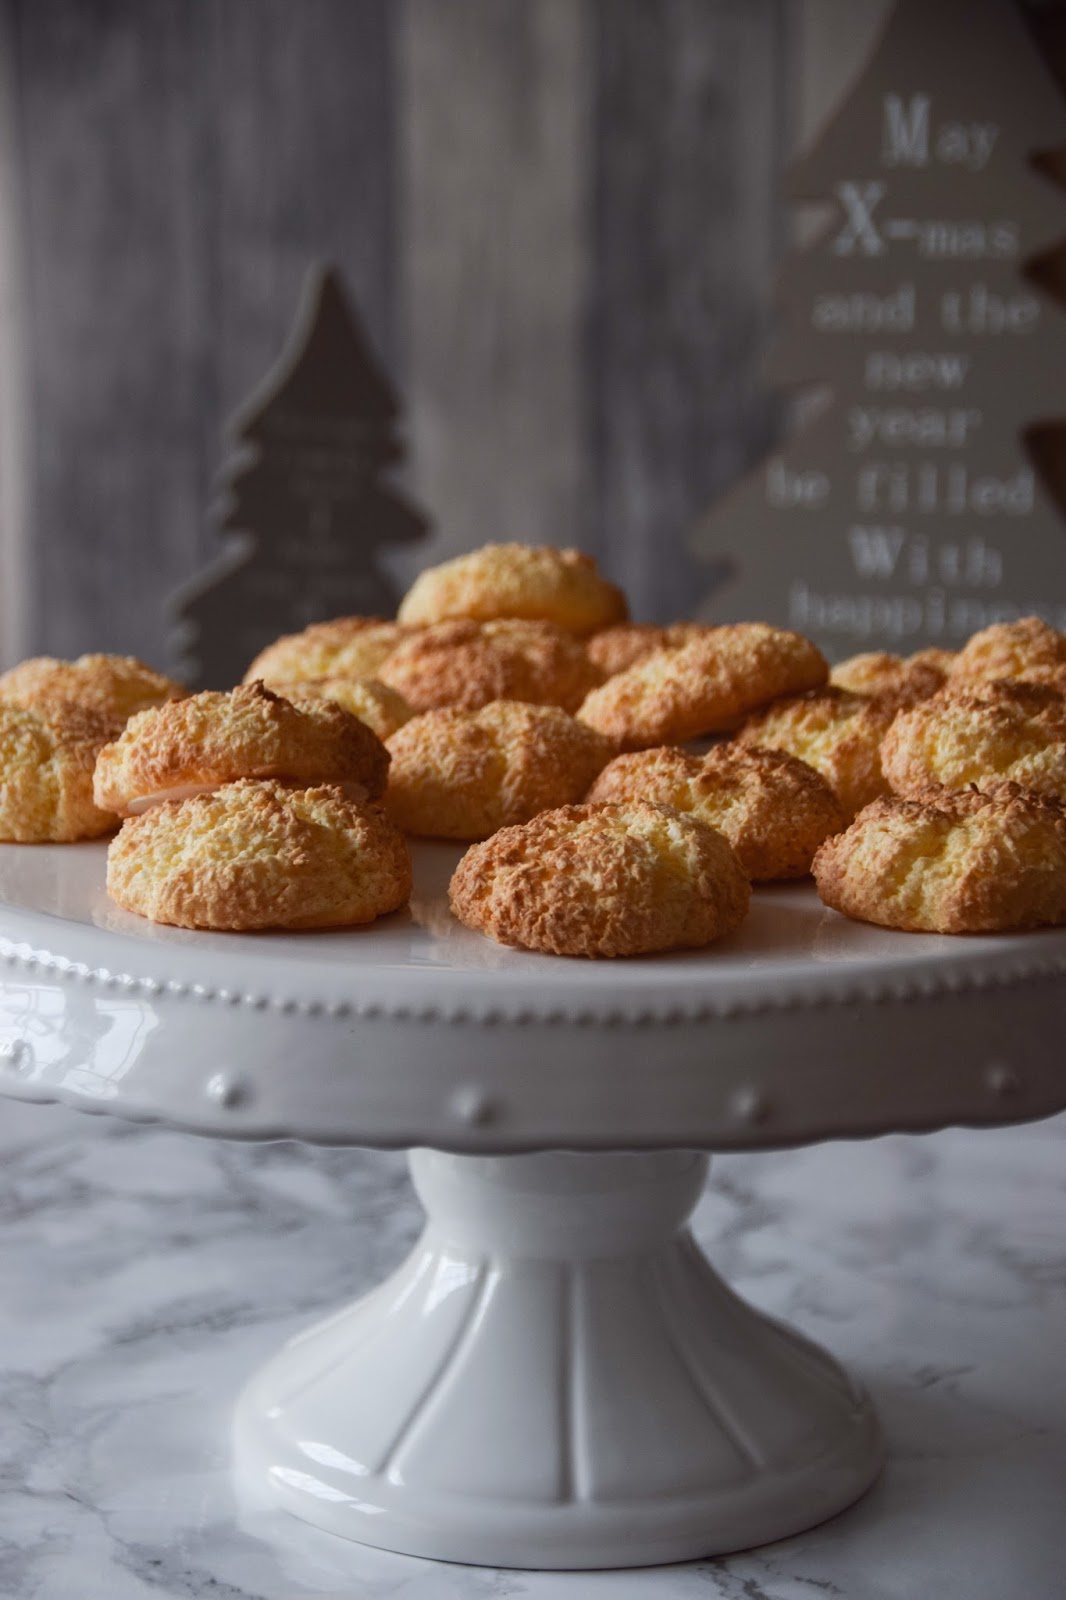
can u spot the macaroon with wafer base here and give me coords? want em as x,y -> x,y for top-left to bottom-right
738,686 -> 897,819
830,648 -> 951,704
377,619 -> 601,714
880,679 -> 1066,802
946,616 -> 1066,685
244,618 -> 412,687
587,743 -> 845,881
0,698 -> 123,842
93,681 -> 390,818
385,700 -> 613,840
107,779 -> 411,931
578,623 -> 828,750
0,653 -> 183,721
398,543 -> 627,635
586,622 -> 713,679
813,783 -> 1066,934
449,800 -> 750,957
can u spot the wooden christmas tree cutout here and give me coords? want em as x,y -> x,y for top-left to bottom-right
691,0 -> 1066,658
172,265 -> 429,687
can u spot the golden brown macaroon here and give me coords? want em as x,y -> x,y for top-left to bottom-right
880,679 -> 1066,801
376,619 -> 602,714
272,677 -> 413,740
449,800 -> 750,958
385,700 -> 614,840
578,623 -> 828,749
830,648 -> 949,704
397,543 -> 628,635
244,618 -> 412,687
107,779 -> 412,931
586,622 -> 713,678
738,687 -> 896,818
813,783 -> 1066,934
0,653 -> 183,720
947,616 -> 1066,685
94,681 -> 390,818
587,743 -> 845,880
0,698 -> 122,841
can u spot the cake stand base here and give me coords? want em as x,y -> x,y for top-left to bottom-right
234,1149 -> 882,1568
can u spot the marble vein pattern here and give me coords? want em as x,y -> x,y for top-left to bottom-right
2,1099 -> 1064,1599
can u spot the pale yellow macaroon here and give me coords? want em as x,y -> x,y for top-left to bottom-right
0,653 -> 183,720
94,681 -> 390,818
244,618 -> 412,686
385,700 -> 614,840
587,743 -> 845,880
106,779 -> 412,930
0,699 -> 122,841
377,619 -> 602,714
579,623 -> 828,749
398,543 -> 628,635
813,783 -> 1066,934
270,677 -> 413,740
738,686 -> 897,818
880,680 -> 1066,801
449,800 -> 750,957
947,616 -> 1066,685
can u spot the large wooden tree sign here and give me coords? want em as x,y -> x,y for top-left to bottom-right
691,0 -> 1066,657
173,265 -> 429,687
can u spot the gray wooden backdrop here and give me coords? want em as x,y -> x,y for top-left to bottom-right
0,0 -> 886,673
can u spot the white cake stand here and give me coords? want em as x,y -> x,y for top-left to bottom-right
2,839 -> 1065,1570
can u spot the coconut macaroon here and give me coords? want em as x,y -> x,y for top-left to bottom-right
813,783 -> 1066,934
0,699 -> 122,842
244,618 -> 412,687
578,623 -> 828,749
271,677 -> 413,741
0,653 -> 183,721
947,616 -> 1066,685
880,680 -> 1066,801
397,543 -> 628,635
738,687 -> 896,819
587,743 -> 845,881
376,619 -> 602,714
830,648 -> 951,704
586,622 -> 712,678
107,780 -> 412,931
93,681 -> 390,819
385,700 -> 613,840
449,801 -> 750,958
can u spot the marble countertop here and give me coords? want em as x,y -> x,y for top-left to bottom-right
4,1098 -> 1065,1600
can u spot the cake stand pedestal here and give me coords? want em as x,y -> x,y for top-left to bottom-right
236,1147 -> 878,1567
1,840 -> 1064,1569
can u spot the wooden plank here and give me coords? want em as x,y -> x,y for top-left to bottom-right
0,0 -> 30,668
399,0 -> 589,574
16,0 -> 208,664
588,0 -> 789,621
206,0 -> 396,440
14,0 -> 395,669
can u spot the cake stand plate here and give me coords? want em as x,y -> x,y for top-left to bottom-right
1,840 -> 1064,1568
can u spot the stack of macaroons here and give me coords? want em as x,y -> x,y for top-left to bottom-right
5,550 -> 1066,947
97,683 -> 411,931
809,618 -> 1066,934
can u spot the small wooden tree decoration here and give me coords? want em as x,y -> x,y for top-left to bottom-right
173,265 -> 429,687
691,0 -> 1066,657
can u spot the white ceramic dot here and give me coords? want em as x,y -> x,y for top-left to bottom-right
450,1085 -> 496,1127
985,1062 -> 1021,1098
205,1072 -> 247,1109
